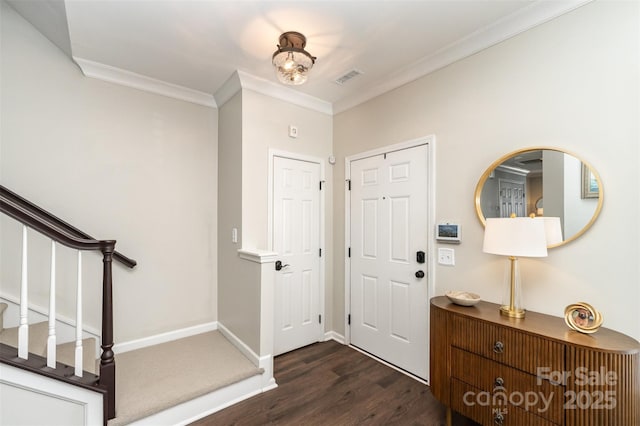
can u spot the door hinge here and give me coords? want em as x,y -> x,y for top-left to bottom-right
319,314 -> 322,324
347,179 -> 351,191
383,152 -> 387,159
348,314 -> 351,325
319,180 -> 325,190
319,248 -> 322,257
348,247 -> 351,257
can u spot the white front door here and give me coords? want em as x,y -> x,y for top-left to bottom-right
349,144 -> 429,379
273,156 -> 322,356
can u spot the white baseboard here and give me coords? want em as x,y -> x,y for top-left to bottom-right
113,322 -> 218,354
217,322 -> 276,391
216,322 -> 260,366
324,331 -> 345,344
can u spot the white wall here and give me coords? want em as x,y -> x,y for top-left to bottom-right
333,1 -> 639,340
0,2 -> 218,343
242,89 -> 333,250
563,155 -> 598,238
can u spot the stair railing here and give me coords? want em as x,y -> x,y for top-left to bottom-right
0,186 -> 135,420
1,185 -> 136,268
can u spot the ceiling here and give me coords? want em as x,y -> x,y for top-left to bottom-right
8,0 -> 590,114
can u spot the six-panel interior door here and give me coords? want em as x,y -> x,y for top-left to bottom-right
498,179 -> 525,217
273,156 -> 322,356
350,144 -> 429,379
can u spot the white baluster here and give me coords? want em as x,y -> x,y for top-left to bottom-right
18,226 -> 29,360
47,240 -> 57,368
74,251 -> 83,377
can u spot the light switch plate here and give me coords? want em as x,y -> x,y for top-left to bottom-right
438,248 -> 455,266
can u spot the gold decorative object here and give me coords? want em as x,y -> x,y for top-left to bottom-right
564,302 -> 603,333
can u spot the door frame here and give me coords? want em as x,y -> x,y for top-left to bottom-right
268,149 -> 326,348
344,136 -> 436,376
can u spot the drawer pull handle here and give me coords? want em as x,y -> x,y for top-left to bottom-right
494,413 -> 505,425
494,377 -> 505,388
493,341 -> 504,353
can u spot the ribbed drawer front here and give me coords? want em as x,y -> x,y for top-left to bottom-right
451,314 -> 564,374
564,346 -> 640,426
451,347 -> 563,425
451,378 -> 558,426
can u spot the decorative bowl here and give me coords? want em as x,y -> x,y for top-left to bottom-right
446,291 -> 481,306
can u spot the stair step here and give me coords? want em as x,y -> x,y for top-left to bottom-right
56,338 -> 97,375
0,321 -> 49,355
0,321 -> 97,374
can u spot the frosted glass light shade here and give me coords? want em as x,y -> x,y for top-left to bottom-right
272,51 -> 313,85
272,32 -> 315,86
483,217 -> 548,257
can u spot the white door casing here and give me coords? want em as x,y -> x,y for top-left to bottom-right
272,155 -> 323,356
348,142 -> 431,380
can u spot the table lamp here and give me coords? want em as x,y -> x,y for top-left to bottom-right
542,216 -> 563,247
483,217 -> 548,318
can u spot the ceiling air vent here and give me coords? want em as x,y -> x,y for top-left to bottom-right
334,69 -> 363,85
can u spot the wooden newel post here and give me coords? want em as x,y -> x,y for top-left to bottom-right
99,246 -> 116,420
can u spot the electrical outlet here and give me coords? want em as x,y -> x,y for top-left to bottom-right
438,248 -> 455,266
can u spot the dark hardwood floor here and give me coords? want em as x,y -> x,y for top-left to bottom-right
191,340 -> 479,426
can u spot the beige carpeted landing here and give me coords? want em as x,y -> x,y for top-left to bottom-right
109,331 -> 262,426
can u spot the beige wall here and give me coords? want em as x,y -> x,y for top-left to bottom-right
3,0 -> 638,351
242,89 -> 334,329
0,3 -> 219,342
217,88 -> 333,352
333,1 -> 639,340
217,91 -> 262,351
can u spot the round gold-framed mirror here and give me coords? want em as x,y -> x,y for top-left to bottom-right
474,147 -> 604,248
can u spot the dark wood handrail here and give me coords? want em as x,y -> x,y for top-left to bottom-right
0,185 -> 136,268
0,184 -> 119,420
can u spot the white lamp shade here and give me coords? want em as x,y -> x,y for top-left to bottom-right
483,217 -> 548,257
541,217 -> 563,246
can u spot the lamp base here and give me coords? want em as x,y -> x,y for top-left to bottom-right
500,305 -> 526,319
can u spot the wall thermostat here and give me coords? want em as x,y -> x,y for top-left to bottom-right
436,223 -> 461,243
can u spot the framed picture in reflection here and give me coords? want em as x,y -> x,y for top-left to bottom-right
581,164 -> 599,199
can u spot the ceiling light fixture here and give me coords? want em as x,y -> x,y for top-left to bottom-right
272,31 -> 316,86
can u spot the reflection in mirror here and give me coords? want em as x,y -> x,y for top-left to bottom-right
475,148 -> 604,248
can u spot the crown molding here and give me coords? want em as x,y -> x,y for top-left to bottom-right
333,0 -> 592,114
215,70 -> 332,115
73,57 -> 217,108
70,0 -> 589,115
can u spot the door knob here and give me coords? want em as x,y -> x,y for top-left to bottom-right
415,270 -> 425,279
275,260 -> 290,271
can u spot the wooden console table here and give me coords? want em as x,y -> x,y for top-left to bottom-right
430,296 -> 640,426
